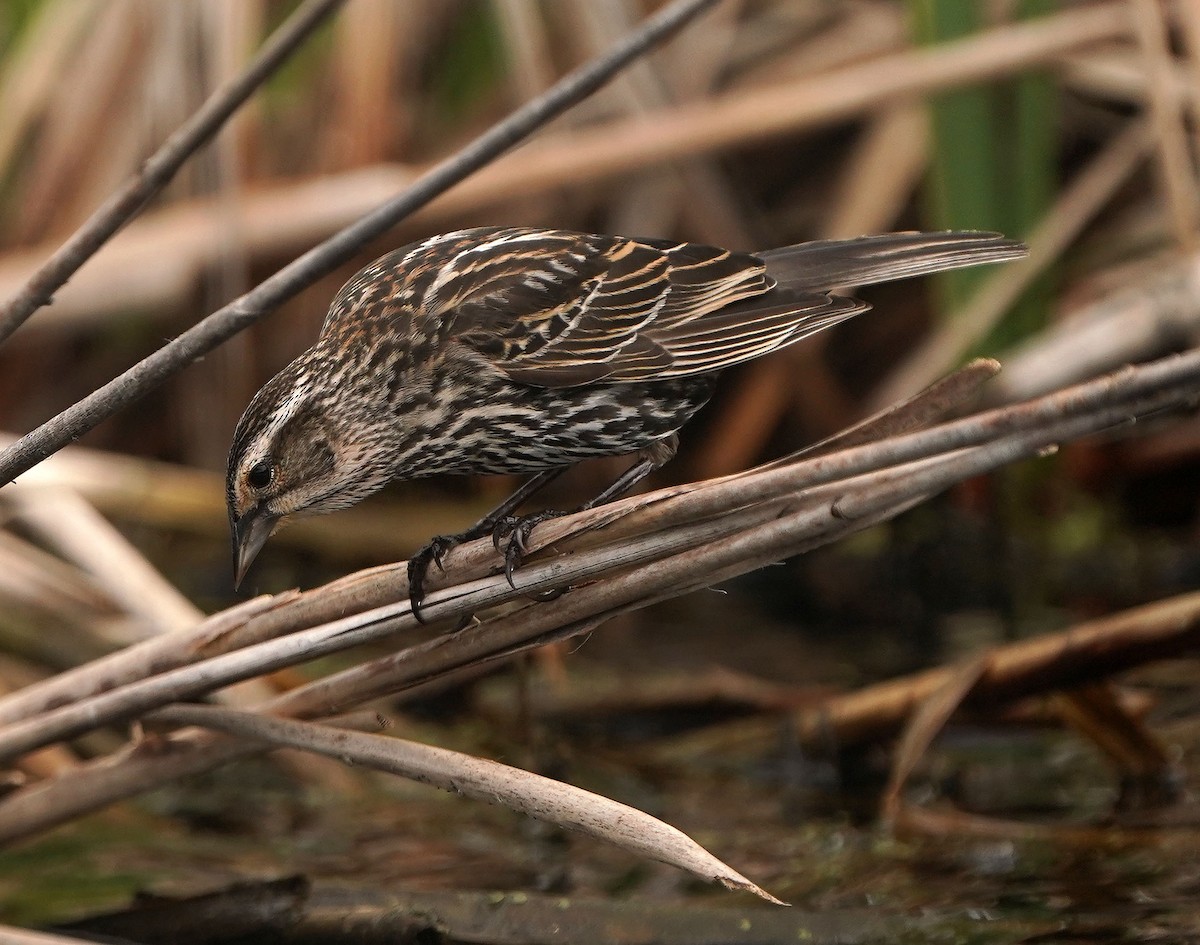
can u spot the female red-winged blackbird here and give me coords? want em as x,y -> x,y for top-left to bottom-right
228,226 -> 1024,611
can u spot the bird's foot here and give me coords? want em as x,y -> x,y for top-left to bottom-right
493,510 -> 568,600
407,533 -> 461,623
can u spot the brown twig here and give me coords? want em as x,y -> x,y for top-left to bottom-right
797,591 -> 1200,753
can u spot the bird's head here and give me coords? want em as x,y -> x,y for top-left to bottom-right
225,358 -> 394,587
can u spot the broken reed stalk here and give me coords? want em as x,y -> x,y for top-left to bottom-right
798,590 -> 1200,753
3,346 -> 1200,842
152,704 -> 782,903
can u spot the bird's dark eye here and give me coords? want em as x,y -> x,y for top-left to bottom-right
246,461 -> 274,490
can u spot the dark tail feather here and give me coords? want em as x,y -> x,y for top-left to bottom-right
758,231 -> 1027,291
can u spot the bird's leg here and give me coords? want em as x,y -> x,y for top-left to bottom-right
495,435 -> 678,591
407,467 -> 568,620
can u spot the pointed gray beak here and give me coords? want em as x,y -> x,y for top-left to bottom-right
232,507 -> 280,589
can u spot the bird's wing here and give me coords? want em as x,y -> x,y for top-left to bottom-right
446,228 -> 848,387
369,227 -> 1024,389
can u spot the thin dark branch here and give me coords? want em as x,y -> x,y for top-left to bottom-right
0,0 -> 721,487
0,0 -> 347,345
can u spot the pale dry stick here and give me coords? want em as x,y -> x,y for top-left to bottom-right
1177,0 -> 1200,170
0,0 -> 720,487
10,487 -> 279,706
492,0 -> 557,101
0,0 -> 347,344
0,1 -> 1132,330
869,117 -> 1153,410
0,0 -> 100,185
0,711 -> 384,847
990,255 -> 1200,403
0,925 -> 98,945
1061,48 -> 1195,108
14,0 -> 139,243
0,593 -> 288,726
575,0 -> 752,245
326,0 -> 402,168
732,0 -> 904,87
820,104 -> 929,240
154,704 -> 783,903
0,527 -> 923,848
0,479 -> 855,762
11,487 -> 201,635
0,466 -> 865,759
1129,0 -> 1200,252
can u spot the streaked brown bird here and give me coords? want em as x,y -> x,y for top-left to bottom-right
227,226 -> 1024,613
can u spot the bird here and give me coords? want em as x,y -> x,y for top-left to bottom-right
227,226 -> 1025,615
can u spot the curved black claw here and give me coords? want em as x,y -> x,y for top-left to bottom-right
492,509 -> 566,591
407,534 -> 460,623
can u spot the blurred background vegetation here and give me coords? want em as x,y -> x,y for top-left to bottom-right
4,0 -> 1200,935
